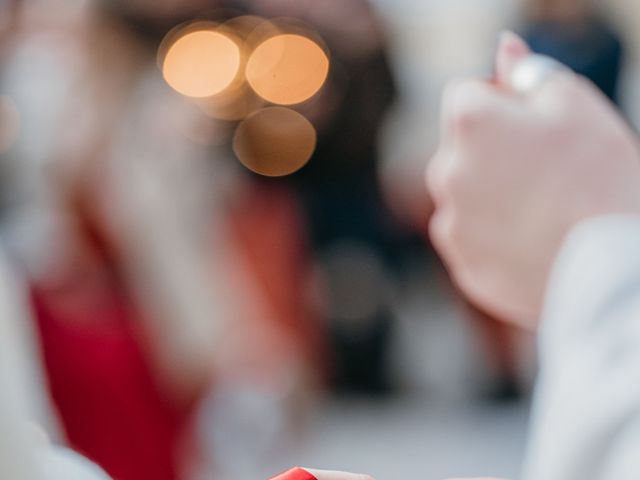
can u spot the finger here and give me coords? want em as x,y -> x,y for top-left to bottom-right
494,31 -> 530,86
426,148 -> 449,204
428,206 -> 457,258
426,147 -> 466,206
440,78 -> 507,147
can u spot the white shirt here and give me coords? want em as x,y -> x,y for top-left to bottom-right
523,215 -> 640,480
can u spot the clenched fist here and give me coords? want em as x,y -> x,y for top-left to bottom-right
428,33 -> 640,327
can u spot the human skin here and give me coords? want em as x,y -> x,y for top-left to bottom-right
427,32 -> 640,327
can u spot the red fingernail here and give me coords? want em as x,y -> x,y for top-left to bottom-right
269,467 -> 317,480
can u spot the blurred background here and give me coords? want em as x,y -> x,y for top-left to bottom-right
0,0 -> 638,479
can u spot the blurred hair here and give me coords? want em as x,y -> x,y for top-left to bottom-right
525,0 -> 594,21
94,0 -> 221,46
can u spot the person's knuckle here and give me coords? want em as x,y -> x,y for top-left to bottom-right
453,98 -> 491,134
440,174 -> 463,204
426,152 -> 448,195
429,209 -> 460,252
544,73 -> 597,112
425,167 -> 440,199
441,161 -> 467,191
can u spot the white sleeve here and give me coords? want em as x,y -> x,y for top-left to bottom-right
0,252 -> 110,480
522,215 -> 640,480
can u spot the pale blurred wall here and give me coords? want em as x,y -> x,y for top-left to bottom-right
371,0 -> 517,203
372,0 -> 640,184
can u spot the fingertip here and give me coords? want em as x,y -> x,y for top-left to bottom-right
498,31 -> 530,59
495,30 -> 530,85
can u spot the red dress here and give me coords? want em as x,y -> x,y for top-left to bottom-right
32,180 -> 325,480
31,269 -> 193,480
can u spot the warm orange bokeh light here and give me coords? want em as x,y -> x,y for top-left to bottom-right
198,85 -> 264,121
233,107 -> 316,177
246,34 -> 329,105
162,30 -> 241,98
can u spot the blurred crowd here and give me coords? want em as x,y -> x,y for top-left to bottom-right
0,0 -> 637,479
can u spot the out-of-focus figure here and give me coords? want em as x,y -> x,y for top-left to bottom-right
232,0 -> 402,395
1,1 -> 324,479
523,0 -> 625,103
2,2 -> 216,476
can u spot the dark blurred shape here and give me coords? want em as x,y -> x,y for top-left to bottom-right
467,302 -> 524,403
219,0 -> 401,394
276,2 -> 400,395
523,0 -> 624,103
318,242 -> 394,394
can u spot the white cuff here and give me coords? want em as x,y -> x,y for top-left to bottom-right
539,214 -> 640,364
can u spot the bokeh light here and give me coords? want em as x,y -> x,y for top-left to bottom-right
0,95 -> 20,154
233,107 -> 316,177
246,34 -> 330,105
162,29 -> 241,98
197,85 -> 264,121
221,15 -> 279,45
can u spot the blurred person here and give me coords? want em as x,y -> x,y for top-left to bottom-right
270,32 -> 640,480
523,0 -> 624,103
2,4 -> 220,477
1,1 -> 323,479
235,0 -> 403,395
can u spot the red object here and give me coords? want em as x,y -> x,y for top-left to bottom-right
228,181 -> 328,374
32,280 -> 193,480
29,181 -> 197,480
270,467 -> 317,480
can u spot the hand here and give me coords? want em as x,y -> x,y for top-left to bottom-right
427,32 -> 640,327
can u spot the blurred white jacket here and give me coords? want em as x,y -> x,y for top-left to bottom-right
523,215 -> 640,480
0,251 -> 110,480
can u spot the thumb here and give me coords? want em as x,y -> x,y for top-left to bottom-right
495,31 -> 530,86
